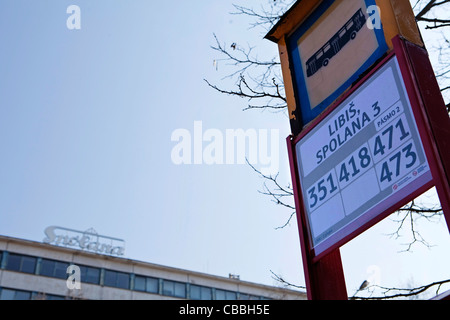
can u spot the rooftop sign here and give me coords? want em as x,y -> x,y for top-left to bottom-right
43,226 -> 125,256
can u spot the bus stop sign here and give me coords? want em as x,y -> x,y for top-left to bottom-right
267,0 -> 449,300
293,55 -> 431,257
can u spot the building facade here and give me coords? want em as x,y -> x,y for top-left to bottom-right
0,235 -> 306,300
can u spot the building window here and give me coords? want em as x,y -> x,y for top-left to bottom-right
215,289 -> 237,300
190,285 -> 212,300
238,293 -> 260,300
32,292 -> 66,300
44,294 -> 66,300
79,265 -> 101,285
134,275 -> 146,292
104,269 -> 130,289
5,253 -> 37,274
40,259 -> 70,279
162,280 -> 186,298
134,275 -> 158,294
0,288 -> 31,300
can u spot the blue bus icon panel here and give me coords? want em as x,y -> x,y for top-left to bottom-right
288,0 -> 388,127
306,9 -> 367,78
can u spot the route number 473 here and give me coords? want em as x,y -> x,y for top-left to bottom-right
379,142 -> 417,184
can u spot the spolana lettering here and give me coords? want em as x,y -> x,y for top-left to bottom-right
43,226 -> 125,256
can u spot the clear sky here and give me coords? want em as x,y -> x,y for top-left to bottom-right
0,0 -> 449,298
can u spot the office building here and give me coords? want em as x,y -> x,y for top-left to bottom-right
0,234 -> 306,300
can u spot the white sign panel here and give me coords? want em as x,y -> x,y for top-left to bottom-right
295,57 -> 432,253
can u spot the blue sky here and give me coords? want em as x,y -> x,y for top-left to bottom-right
0,0 -> 449,298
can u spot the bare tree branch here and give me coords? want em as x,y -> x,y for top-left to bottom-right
245,159 -> 296,230
414,1 -> 450,107
415,0 -> 438,19
204,76 -> 285,101
210,33 -> 280,80
270,270 -> 307,291
386,199 -> 443,252
415,0 -> 450,27
231,1 -> 296,32
352,279 -> 450,300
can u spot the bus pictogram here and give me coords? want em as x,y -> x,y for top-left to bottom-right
306,9 -> 367,78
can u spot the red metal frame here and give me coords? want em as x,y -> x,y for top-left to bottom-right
287,135 -> 348,300
394,37 -> 450,227
287,36 -> 450,299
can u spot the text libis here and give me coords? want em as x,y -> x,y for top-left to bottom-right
316,101 -> 378,165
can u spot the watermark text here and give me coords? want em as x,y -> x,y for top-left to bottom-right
171,121 -> 280,175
